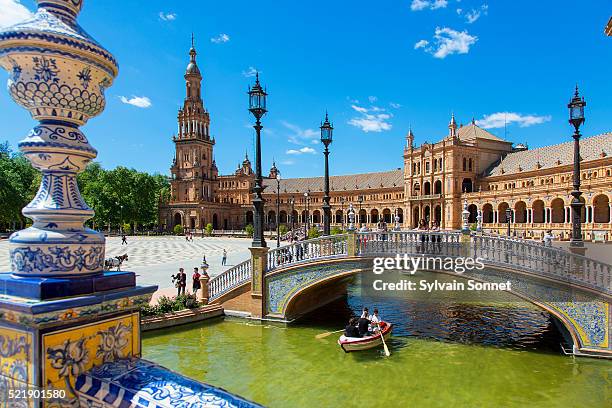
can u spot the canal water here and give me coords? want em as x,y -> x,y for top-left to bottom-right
142,271 -> 611,407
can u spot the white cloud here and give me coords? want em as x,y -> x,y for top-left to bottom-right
416,27 -> 478,59
281,121 -> 319,145
410,0 -> 447,11
414,39 -> 429,49
158,12 -> 176,21
475,112 -> 552,129
119,95 -> 152,108
280,159 -> 295,165
465,4 -> 488,24
0,0 -> 33,28
211,33 -> 230,44
348,104 -> 392,133
368,95 -> 378,103
286,147 -> 316,155
242,66 -> 259,77
390,102 -> 402,109
456,8 -> 463,14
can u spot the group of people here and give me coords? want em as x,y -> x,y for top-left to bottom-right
171,250 -> 229,296
344,307 -> 382,338
172,267 -> 204,296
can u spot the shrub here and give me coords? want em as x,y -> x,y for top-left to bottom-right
279,224 -> 288,236
156,295 -> 175,314
122,223 -> 132,235
140,304 -> 159,317
307,227 -> 320,239
206,223 -> 214,235
330,226 -> 343,235
173,224 -> 184,235
245,224 -> 254,237
469,223 -> 477,231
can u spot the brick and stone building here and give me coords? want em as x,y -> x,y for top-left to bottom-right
160,46 -> 612,241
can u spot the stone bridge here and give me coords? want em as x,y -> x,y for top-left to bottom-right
204,231 -> 612,359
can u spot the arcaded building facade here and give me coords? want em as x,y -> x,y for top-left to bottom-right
160,46 -> 612,241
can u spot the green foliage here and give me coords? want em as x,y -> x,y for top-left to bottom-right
469,223 -> 477,231
330,226 -> 344,235
205,223 -> 213,235
279,224 -> 288,235
245,224 -> 254,237
122,223 -> 132,235
77,162 -> 169,231
307,227 -> 320,239
173,224 -> 184,235
0,142 -> 38,231
140,294 -> 200,317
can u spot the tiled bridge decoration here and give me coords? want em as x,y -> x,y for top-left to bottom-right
209,231 -> 612,359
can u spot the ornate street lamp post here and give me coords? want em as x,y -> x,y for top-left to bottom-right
340,197 -> 345,231
568,86 -> 586,253
358,195 -> 364,226
276,173 -> 281,247
248,73 -> 268,247
290,196 -> 295,238
505,207 -> 512,237
320,113 -> 333,236
304,191 -> 310,238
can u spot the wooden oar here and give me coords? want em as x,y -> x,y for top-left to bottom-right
315,329 -> 344,339
378,323 -> 391,357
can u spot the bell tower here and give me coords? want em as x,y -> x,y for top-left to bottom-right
170,37 -> 217,206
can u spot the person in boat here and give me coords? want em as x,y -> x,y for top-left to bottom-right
360,307 -> 369,319
345,317 -> 360,338
358,314 -> 372,337
370,308 -> 381,324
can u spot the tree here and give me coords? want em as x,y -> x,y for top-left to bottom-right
173,224 -> 184,235
244,224 -> 254,237
205,223 -> 213,236
279,224 -> 288,236
307,227 -> 320,239
0,143 -> 38,231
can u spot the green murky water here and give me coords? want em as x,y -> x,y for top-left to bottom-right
142,272 -> 611,407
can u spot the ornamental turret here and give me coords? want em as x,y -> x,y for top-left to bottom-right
448,112 -> 458,139
268,160 -> 279,179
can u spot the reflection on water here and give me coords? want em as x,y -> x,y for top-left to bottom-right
143,270 -> 611,408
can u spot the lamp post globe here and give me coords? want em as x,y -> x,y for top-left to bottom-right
247,72 -> 268,248
276,173 -> 281,248
568,86 -> 586,253
320,112 -> 333,236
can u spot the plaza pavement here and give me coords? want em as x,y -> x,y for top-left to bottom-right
0,236 -> 255,302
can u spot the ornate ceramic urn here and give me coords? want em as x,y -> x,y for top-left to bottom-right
0,0 -> 118,277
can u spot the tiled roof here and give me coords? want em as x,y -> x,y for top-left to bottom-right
457,123 -> 508,142
484,132 -> 612,177
262,169 -> 404,193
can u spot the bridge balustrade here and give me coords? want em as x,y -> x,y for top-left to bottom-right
209,259 -> 252,301
356,231 -> 463,257
266,234 -> 349,271
472,235 -> 611,294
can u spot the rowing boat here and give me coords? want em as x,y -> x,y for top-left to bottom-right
337,321 -> 393,353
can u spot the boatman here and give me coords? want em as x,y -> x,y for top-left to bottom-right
345,318 -> 360,338
370,308 -> 381,324
357,314 -> 371,337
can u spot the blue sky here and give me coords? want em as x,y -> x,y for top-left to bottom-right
1,0 -> 610,178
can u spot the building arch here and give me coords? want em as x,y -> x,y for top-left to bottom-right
551,198 -> 565,223
245,211 -> 254,225
173,212 -> 183,227
279,210 -> 288,223
593,194 -> 610,223
461,178 -> 473,193
412,207 -> 420,227
335,210 -> 343,224
434,180 -> 442,195
370,209 -> 379,223
467,204 -> 477,224
423,181 -> 431,196
358,209 -> 367,225
514,201 -> 527,223
382,208 -> 392,223
395,208 -> 403,224
434,205 -> 441,224
424,205 -> 431,223
482,203 -> 493,223
268,210 -> 276,226
312,210 -> 321,224
212,213 -> 219,229
532,200 -> 545,223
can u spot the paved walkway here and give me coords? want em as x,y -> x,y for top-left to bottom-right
0,236 -> 254,298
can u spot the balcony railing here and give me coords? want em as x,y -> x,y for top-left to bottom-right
208,259 -> 252,301
266,234 -> 349,271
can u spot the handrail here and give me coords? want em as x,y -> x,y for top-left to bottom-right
266,234 -> 349,271
208,259 -> 252,301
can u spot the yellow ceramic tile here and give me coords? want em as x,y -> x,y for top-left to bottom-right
0,325 -> 33,384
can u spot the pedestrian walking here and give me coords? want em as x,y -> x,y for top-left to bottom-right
221,249 -> 227,266
173,268 -> 187,296
121,234 -> 127,245
192,267 -> 201,296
